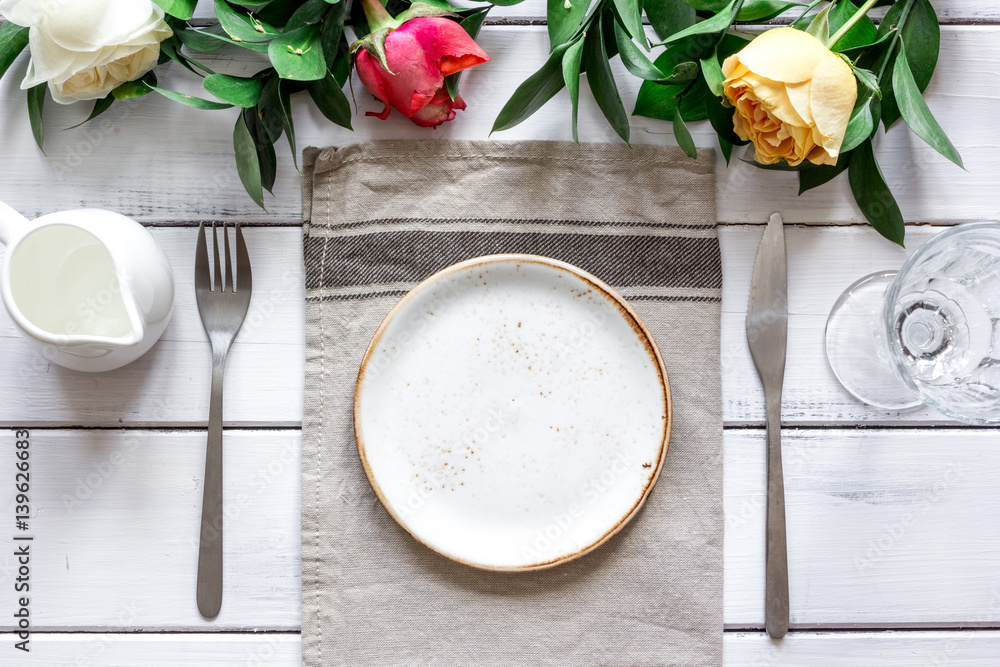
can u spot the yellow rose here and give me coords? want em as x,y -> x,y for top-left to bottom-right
722,27 -> 857,167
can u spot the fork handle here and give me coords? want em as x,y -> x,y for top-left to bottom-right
197,352 -> 227,618
764,395 -> 789,638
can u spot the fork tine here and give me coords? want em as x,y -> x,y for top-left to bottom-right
212,222 -> 222,293
235,224 -> 252,294
223,223 -> 234,294
195,222 -> 210,291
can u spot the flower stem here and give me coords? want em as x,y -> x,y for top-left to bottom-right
828,0 -> 879,46
359,0 -> 394,32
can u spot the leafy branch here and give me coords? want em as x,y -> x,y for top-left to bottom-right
495,0 -> 959,245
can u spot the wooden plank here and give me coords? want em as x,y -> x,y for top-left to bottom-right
725,631 -> 1000,665
0,224 -> 984,427
0,430 -> 302,631
0,27 -> 992,224
3,429 -> 1000,631
5,630 -> 1000,665
724,429 -> 1000,627
0,633 -> 301,665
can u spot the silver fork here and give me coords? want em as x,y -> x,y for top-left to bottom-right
194,222 -> 252,619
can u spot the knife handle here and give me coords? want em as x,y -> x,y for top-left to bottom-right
764,397 -> 789,639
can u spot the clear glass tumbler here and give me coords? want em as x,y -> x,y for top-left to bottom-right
825,222 -> 1000,424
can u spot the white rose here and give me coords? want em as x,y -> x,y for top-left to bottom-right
0,0 -> 171,104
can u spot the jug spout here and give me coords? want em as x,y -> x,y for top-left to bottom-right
0,200 -> 30,246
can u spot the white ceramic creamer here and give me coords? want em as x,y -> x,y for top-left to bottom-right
0,200 -> 174,372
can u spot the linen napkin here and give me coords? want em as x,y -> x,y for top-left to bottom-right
301,141 -> 722,666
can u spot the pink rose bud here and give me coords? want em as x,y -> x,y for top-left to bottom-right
354,2 -> 489,128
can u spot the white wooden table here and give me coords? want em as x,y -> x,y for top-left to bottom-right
2,2 -> 999,664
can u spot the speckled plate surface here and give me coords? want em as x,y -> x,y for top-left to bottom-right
354,255 -> 671,571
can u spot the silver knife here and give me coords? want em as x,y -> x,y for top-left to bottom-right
746,212 -> 789,639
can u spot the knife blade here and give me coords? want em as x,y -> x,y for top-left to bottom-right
746,211 -> 789,639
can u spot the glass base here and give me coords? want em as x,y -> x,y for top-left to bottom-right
825,272 -> 923,410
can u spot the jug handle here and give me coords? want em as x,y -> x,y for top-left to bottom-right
0,200 -> 30,246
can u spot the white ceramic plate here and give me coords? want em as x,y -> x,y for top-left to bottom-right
354,255 -> 671,571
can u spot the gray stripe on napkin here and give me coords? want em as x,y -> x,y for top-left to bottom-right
302,141 -> 722,667
303,231 -> 722,291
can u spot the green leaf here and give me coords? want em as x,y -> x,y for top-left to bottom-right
493,43 -> 571,133
644,0 -> 695,42
203,73 -> 265,107
284,0 -> 332,31
307,70 -> 352,130
613,0 -> 646,47
113,72 -> 155,100
191,28 -> 271,52
562,36 -> 585,143
837,29 -> 892,58
277,80 -> 298,169
661,61 -> 700,83
656,0 -> 741,47
876,0 -> 939,129
718,135 -> 733,162
320,0 -> 346,64
851,64 -> 880,98
214,0 -> 280,42
233,113 -> 264,208
840,97 -> 873,154
798,153 -> 850,194
159,36 -> 213,76
446,7 -> 489,100
805,2 -> 831,43
673,108 -> 697,158
583,11 -> 629,143
269,25 -> 326,81
633,51 -> 711,122
174,25 -> 227,52
828,0 -> 876,52
27,84 -> 45,152
257,75 -> 285,143
848,139 -> 904,246
65,94 -> 115,130
681,0 -> 730,9
0,21 -> 29,82
736,0 -> 803,22
393,2 -> 461,23
700,51 -> 725,96
152,0 -> 198,20
148,85 -> 234,109
548,0 -> 590,48
892,44 -> 963,169
614,20 -> 668,81
242,107 -> 277,194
